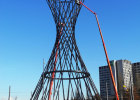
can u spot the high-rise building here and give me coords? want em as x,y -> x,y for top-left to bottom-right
132,62 -> 140,96
116,60 -> 133,95
99,60 -> 133,100
99,60 -> 117,100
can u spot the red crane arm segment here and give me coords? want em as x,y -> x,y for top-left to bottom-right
79,1 -> 119,100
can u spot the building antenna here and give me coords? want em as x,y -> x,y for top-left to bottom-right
31,91 -> 32,98
8,86 -> 11,100
15,96 -> 17,100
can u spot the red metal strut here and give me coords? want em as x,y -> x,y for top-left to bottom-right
48,23 -> 64,100
79,1 -> 119,100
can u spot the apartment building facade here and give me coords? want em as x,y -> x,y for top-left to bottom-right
99,60 -> 133,100
132,62 -> 140,97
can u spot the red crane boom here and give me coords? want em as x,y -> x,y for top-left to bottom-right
79,1 -> 119,100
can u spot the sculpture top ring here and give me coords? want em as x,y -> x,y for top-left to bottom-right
46,0 -> 84,26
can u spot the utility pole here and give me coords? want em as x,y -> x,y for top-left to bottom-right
106,82 -> 108,100
8,86 -> 11,100
130,71 -> 134,100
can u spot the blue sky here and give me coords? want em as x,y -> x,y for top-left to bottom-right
0,0 -> 140,100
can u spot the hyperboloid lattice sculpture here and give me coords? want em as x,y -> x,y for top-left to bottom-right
31,0 -> 100,100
